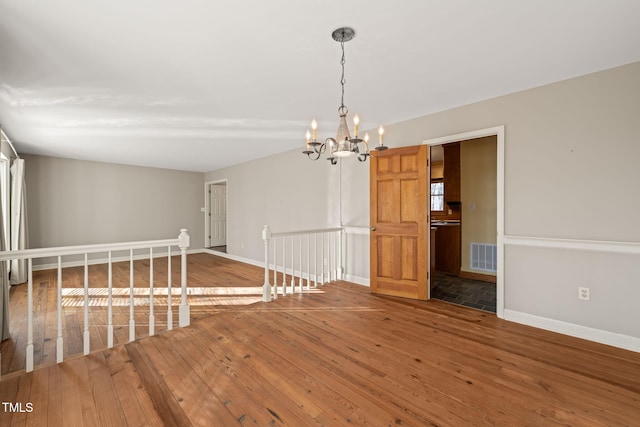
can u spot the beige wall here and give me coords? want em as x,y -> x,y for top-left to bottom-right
205,147 -> 340,263
25,154 -> 205,250
205,60 -> 640,345
460,136 -> 497,274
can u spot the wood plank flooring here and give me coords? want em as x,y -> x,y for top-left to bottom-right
2,254 -> 640,426
0,253 -> 265,376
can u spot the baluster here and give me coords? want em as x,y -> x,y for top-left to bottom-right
314,233 -> 318,287
329,232 -> 334,282
326,232 -> 330,283
338,228 -> 344,280
333,231 -> 340,280
107,251 -> 114,348
129,249 -> 135,341
179,228 -> 190,327
282,236 -> 287,296
321,232 -> 325,284
56,256 -> 63,363
26,258 -> 34,372
149,247 -> 155,336
273,238 -> 278,299
83,253 -> 90,355
330,231 -> 334,281
325,232 -> 328,283
167,246 -> 173,330
306,234 -> 311,290
290,236 -> 295,293
328,232 -> 332,282
262,225 -> 271,302
298,235 -> 303,292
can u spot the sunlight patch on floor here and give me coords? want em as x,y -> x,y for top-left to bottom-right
62,286 -> 264,296
60,286 -> 327,307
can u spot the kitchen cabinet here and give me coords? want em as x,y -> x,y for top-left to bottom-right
434,223 -> 460,276
430,227 -> 436,290
443,142 -> 461,204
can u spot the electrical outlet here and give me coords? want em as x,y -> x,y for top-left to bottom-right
578,287 -> 590,301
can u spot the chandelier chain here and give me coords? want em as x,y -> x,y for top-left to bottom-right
340,39 -> 346,112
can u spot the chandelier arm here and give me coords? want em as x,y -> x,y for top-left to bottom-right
325,138 -> 337,155
361,139 -> 369,154
313,142 -> 327,155
307,150 -> 322,161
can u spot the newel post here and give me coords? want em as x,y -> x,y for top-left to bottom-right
262,225 -> 272,302
178,228 -> 191,327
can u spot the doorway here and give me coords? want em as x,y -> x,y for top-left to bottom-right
428,137 -> 497,313
423,126 -> 505,317
368,127 -> 505,316
206,180 -> 227,253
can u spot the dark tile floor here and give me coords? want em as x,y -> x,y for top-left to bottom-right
431,272 -> 496,313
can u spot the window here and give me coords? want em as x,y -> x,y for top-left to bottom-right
431,181 -> 444,211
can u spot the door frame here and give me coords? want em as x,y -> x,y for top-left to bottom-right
204,178 -> 228,249
422,125 -> 505,318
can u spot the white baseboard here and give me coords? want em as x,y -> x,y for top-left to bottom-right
33,248 -> 205,271
203,248 -> 265,268
503,309 -> 640,353
344,274 -> 369,287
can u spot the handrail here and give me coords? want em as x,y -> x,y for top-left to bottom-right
0,237 -> 182,260
262,225 -> 345,302
0,229 -> 190,375
270,227 -> 344,238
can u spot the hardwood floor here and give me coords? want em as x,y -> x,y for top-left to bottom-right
1,254 -> 640,426
0,253 -> 265,375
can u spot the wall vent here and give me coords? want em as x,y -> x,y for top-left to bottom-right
470,243 -> 497,273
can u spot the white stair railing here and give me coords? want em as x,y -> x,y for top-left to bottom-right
262,226 -> 344,302
0,229 -> 190,373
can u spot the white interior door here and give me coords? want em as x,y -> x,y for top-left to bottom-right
209,184 -> 227,247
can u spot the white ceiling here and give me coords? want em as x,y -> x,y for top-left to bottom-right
1,1 -> 639,172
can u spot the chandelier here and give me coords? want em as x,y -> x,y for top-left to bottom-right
303,27 -> 387,165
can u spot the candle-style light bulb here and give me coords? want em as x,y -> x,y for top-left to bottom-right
306,130 -> 311,143
311,119 -> 318,140
378,126 -> 384,146
353,114 -> 360,137
364,132 -> 369,143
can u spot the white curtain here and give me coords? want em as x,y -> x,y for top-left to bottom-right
0,182 -> 9,341
10,158 -> 27,285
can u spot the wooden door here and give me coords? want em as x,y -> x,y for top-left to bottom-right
370,145 -> 429,300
